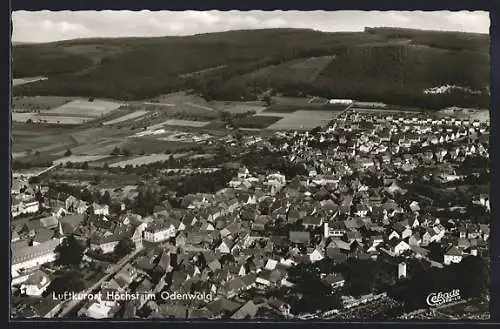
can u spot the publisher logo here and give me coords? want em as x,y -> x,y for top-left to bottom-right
426,289 -> 461,307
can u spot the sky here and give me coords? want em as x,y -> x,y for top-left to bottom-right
12,10 -> 490,43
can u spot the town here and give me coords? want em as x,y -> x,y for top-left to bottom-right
11,98 -> 490,320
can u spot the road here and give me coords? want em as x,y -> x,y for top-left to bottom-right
184,101 -> 216,112
143,102 -> 175,107
44,249 -> 142,318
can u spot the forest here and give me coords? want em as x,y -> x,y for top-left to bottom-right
12,28 -> 490,109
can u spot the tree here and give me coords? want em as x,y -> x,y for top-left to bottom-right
114,237 -> 135,258
121,148 -> 132,156
44,271 -> 85,296
26,118 -> 33,124
111,147 -> 121,156
101,191 -> 112,205
55,235 -> 86,267
28,176 -> 40,185
427,242 -> 444,262
64,149 -> 72,157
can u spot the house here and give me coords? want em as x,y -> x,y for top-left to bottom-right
302,216 -> 323,230
322,273 -> 345,290
216,240 -> 234,254
206,298 -> 242,318
86,300 -> 119,319
256,269 -> 286,287
32,228 -> 56,245
309,248 -> 325,263
39,216 -> 59,229
388,240 -> 410,256
11,231 -> 20,243
408,233 -> 422,246
12,238 -> 60,276
444,246 -> 463,265
367,235 -> 384,252
143,221 -> 176,243
58,214 -> 85,236
12,199 -> 39,218
268,297 -> 291,316
20,270 -> 51,297
131,223 -> 147,250
92,203 -> 110,216
220,277 -> 246,298
324,221 -> 347,238
289,231 -> 310,245
231,301 -> 259,320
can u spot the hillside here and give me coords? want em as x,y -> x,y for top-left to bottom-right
12,28 -> 490,109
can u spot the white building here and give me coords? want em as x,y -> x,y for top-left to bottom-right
12,199 -> 40,218
20,270 -> 51,297
143,222 -> 176,243
444,246 -> 463,265
12,238 -> 60,278
398,262 -> 407,279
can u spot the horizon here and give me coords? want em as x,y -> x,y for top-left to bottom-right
12,26 -> 490,45
12,10 -> 490,44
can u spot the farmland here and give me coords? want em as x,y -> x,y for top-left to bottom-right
12,96 -> 76,111
53,155 -> 111,166
233,115 -> 283,129
12,76 -> 47,87
161,119 -> 210,127
244,55 -> 336,83
264,110 -> 340,130
47,99 -> 123,118
209,101 -> 267,114
263,103 -> 349,113
108,153 -> 186,168
103,110 -> 149,125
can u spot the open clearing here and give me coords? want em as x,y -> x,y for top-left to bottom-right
57,139 -> 123,156
179,65 -> 227,78
47,99 -> 123,118
234,115 -> 283,129
245,56 -> 336,83
162,119 -> 210,127
12,96 -> 77,110
25,115 -> 91,125
210,101 -> 267,114
12,113 -> 36,123
103,110 -> 149,125
265,110 -> 340,130
108,153 -> 186,168
122,137 -> 197,153
12,76 -> 47,86
53,155 -> 110,165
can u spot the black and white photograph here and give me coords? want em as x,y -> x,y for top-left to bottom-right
10,10 -> 491,320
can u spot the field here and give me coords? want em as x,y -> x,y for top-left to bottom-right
262,97 -> 350,113
209,101 -> 267,114
12,76 -> 47,87
12,113 -> 36,123
103,110 -> 149,125
24,115 -> 91,125
161,119 -> 210,127
47,99 -> 123,118
108,153 -> 186,168
121,137 -> 197,153
233,115 -> 283,129
12,96 -> 77,111
53,155 -> 111,165
264,110 -> 340,130
245,55 -> 336,83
